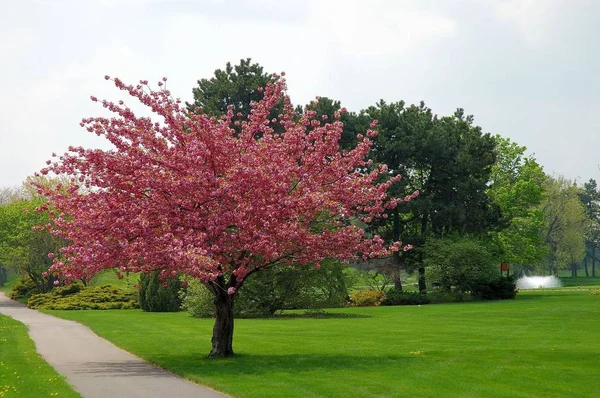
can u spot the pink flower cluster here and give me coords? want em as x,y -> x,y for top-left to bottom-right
34,75 -> 416,292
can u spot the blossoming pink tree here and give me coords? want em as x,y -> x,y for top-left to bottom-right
36,75 -> 416,357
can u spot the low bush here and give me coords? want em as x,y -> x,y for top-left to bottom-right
27,283 -> 139,310
382,290 -> 430,306
348,290 -> 386,307
590,289 -> 600,296
180,279 -> 215,318
139,270 -> 182,312
471,276 -> 517,300
427,291 -> 474,304
9,277 -> 41,302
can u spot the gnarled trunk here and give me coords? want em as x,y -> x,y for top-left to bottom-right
209,290 -> 235,358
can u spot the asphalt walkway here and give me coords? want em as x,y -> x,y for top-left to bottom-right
0,293 -> 227,398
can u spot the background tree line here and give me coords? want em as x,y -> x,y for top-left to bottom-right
1,58 -> 597,308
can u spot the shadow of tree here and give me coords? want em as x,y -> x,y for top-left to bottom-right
156,352 -> 414,379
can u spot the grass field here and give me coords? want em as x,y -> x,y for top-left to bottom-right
0,314 -> 80,397
46,288 -> 600,398
88,269 -> 138,290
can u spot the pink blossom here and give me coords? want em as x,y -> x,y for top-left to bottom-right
32,74 -> 413,293
227,287 -> 236,295
48,252 -> 55,259
53,280 -> 60,286
403,244 -> 413,252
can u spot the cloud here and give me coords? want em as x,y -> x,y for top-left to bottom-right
491,0 -> 564,44
309,0 -> 457,56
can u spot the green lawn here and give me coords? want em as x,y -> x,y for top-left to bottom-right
88,269 -> 138,290
559,276 -> 600,288
45,289 -> 600,397
0,314 -> 80,397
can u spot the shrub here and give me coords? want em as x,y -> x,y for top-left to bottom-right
427,291 -> 474,304
139,270 -> 182,312
234,260 -> 352,316
27,284 -> 138,310
180,260 -> 354,318
382,290 -> 430,306
471,276 -> 517,300
424,238 -> 499,293
348,290 -> 386,307
590,289 -> 600,296
9,277 -> 41,302
180,279 -> 215,318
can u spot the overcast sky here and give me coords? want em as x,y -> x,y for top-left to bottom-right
1,0 -> 599,187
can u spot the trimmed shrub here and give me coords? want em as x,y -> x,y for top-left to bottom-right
27,284 -> 138,310
9,277 -> 41,302
180,279 -> 215,318
590,289 -> 600,296
382,290 -> 430,306
348,290 -> 386,307
471,276 -> 517,300
424,238 -> 499,293
139,270 -> 182,312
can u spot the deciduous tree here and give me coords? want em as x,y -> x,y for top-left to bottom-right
36,75 -> 411,357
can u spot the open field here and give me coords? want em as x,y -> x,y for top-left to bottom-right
46,288 -> 600,398
0,314 -> 80,397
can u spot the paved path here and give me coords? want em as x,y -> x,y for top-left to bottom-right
0,293 -> 227,398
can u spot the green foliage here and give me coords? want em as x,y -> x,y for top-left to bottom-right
9,276 -> 41,301
187,58 -> 282,135
234,260 -> 352,316
541,176 -> 587,275
489,136 -> 547,266
0,198 -> 63,293
359,101 -> 500,292
424,237 -> 499,293
0,314 -> 81,397
348,290 -> 386,306
27,283 -> 138,310
139,270 -> 182,312
0,263 -> 7,286
427,290 -> 474,304
382,290 -> 430,306
471,276 -> 517,300
180,279 -> 215,318
590,289 -> 600,296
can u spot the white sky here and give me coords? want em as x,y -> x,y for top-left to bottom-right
1,0 -> 599,187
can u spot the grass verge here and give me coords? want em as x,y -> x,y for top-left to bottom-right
45,289 -> 600,397
0,314 -> 80,397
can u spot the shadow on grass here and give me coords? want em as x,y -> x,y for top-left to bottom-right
236,312 -> 372,320
73,360 -> 174,378
160,353 -> 413,378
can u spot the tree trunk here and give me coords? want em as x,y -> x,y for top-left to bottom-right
584,256 -> 589,277
392,208 -> 402,292
418,267 -> 426,293
209,290 -> 235,358
418,212 -> 428,293
571,262 -> 577,277
593,245 -> 597,277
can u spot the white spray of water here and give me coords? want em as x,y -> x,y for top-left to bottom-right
516,275 -> 562,289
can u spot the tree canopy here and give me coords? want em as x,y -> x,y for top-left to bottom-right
36,75 -> 412,357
